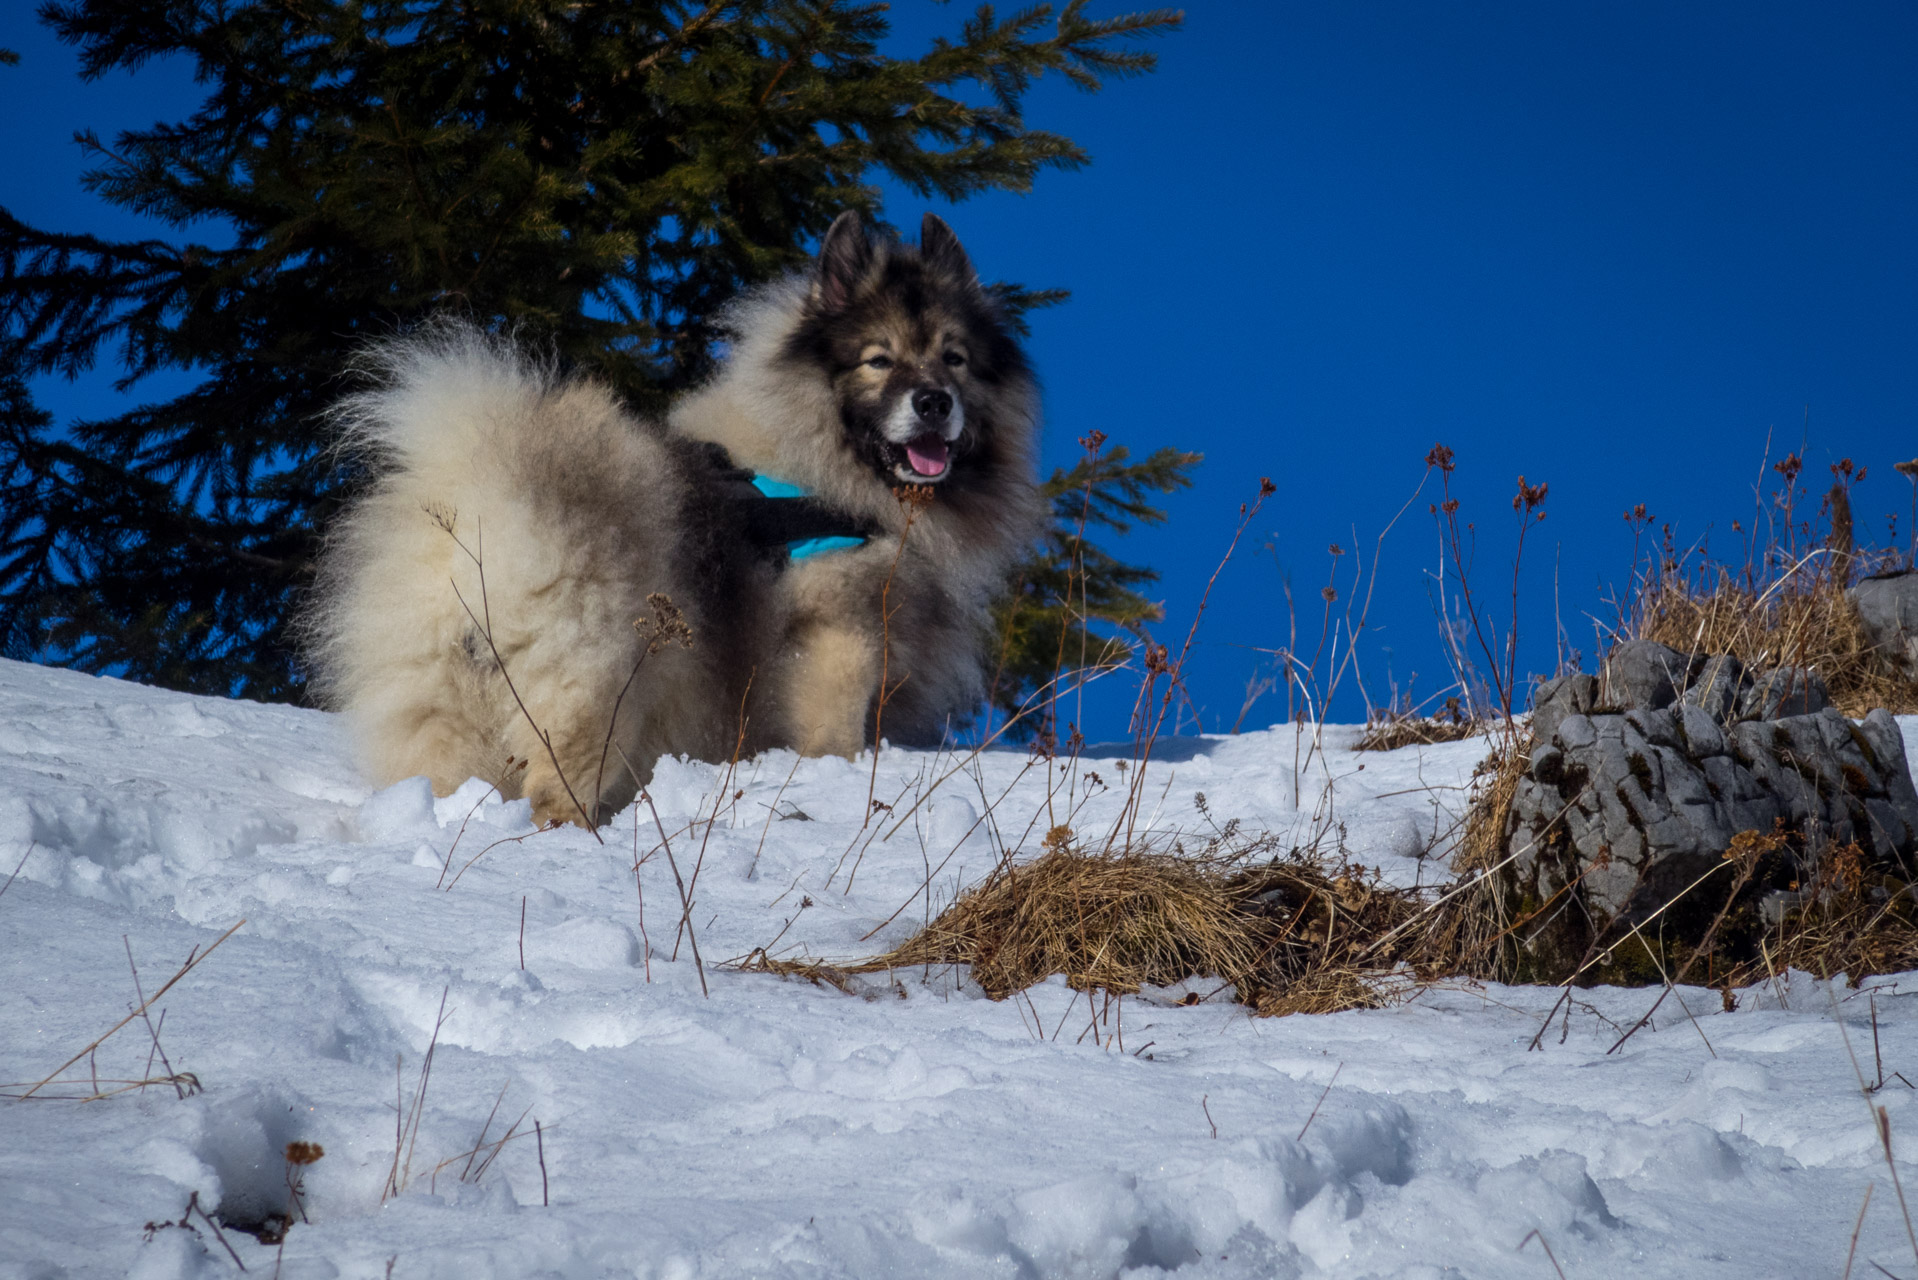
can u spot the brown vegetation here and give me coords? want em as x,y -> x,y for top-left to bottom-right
742,828 -> 1525,1017
1355,708 -> 1493,752
1723,837 -> 1918,988
1635,567 -> 1918,716
1626,455 -> 1918,717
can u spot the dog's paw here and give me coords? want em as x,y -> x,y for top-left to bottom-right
528,784 -> 595,831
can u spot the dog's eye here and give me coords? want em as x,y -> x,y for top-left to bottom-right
943,351 -> 967,368
864,354 -> 893,370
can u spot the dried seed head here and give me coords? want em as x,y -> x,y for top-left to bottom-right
285,1142 -> 325,1166
635,592 -> 694,654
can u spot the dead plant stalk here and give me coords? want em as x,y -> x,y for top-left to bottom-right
15,919 -> 243,1102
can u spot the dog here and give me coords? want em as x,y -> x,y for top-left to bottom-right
304,212 -> 1045,827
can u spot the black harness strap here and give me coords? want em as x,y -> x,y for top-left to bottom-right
694,442 -> 877,556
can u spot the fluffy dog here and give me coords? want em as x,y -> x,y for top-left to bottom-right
305,213 -> 1044,827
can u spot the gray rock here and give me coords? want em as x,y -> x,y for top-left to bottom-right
1531,673 -> 1598,745
1680,654 -> 1750,722
1850,570 -> 1918,671
1737,665 -> 1831,720
1557,712 -> 1597,750
1676,703 -> 1728,758
1600,639 -> 1701,711
1503,694 -> 1918,954
1530,742 -> 1564,785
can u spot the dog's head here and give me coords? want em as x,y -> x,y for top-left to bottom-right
784,211 -> 1029,489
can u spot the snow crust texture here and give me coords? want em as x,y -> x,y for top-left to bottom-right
3,656 -> 1917,1278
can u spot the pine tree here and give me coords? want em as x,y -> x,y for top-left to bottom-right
987,439 -> 1199,733
0,0 -> 1185,703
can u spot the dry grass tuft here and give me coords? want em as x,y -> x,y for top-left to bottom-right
1355,712 -> 1491,752
1637,568 -> 1918,716
1726,839 -> 1918,987
1455,736 -> 1531,876
885,847 -> 1255,999
743,839 -> 1516,1016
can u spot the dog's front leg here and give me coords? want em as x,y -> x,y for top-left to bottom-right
783,621 -> 880,758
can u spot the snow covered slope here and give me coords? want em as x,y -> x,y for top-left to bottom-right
1,656 -> 1914,1278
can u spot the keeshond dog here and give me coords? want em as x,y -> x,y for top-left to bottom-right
305,213 -> 1044,827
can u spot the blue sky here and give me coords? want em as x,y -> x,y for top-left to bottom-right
4,3 -> 1915,736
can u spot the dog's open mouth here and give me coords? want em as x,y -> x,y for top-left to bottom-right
900,434 -> 950,480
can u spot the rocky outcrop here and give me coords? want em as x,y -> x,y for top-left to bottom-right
1506,641 -> 1918,971
1851,570 -> 1918,673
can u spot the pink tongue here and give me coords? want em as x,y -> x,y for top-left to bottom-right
905,436 -> 949,476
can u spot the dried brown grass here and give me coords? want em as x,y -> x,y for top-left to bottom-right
1454,735 -> 1530,877
1355,712 -> 1491,752
1725,839 -> 1918,988
1636,568 -> 1918,716
743,832 -> 1518,1016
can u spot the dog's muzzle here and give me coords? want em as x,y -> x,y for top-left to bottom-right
892,386 -> 963,480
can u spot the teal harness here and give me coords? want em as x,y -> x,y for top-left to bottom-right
748,474 -> 869,560
695,441 -> 873,561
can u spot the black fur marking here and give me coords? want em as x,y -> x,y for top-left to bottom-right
920,213 -> 976,282
816,211 -> 873,312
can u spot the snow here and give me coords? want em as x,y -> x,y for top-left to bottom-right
2,655 -> 1916,1278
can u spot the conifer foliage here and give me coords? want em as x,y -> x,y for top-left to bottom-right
988,438 -> 1199,729
0,0 -> 1187,704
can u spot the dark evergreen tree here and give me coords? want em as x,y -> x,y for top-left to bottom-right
0,0 -> 1189,705
988,440 -> 1198,731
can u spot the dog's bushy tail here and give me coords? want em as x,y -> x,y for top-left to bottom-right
329,319 -> 557,467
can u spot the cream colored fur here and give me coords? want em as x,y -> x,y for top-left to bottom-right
307,327 -> 758,826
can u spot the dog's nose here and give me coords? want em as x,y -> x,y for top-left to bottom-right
912,388 -> 953,423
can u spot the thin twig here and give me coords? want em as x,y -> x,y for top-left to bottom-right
436,516 -> 602,839
1848,1182 -> 1877,1280
865,488 -> 929,826
1832,986 -> 1918,1269
536,1119 -> 550,1206
18,920 -> 244,1101
189,1190 -> 247,1272
384,987 -> 450,1202
123,937 -> 186,1099
749,751 -> 805,880
437,778 -> 507,889
0,841 -> 33,900
1517,1228 -> 1568,1280
1609,849 -> 1759,1055
1296,1062 -> 1344,1141
618,744 -> 708,997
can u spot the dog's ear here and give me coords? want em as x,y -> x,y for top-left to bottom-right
920,213 -> 975,283
814,211 -> 872,311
